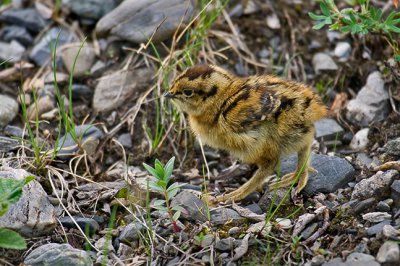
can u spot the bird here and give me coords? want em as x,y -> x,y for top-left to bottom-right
165,64 -> 327,203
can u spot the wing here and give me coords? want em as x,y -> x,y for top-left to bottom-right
220,83 -> 285,133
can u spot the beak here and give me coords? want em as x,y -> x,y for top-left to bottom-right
164,92 -> 175,98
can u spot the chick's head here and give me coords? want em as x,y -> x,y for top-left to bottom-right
166,64 -> 234,116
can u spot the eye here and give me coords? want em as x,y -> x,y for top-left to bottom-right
183,89 -> 194,97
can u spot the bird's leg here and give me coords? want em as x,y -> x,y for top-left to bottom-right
268,143 -> 313,195
214,161 -> 276,204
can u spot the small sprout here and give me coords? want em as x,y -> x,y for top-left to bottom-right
143,157 -> 185,233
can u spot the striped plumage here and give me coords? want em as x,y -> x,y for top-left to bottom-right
166,64 -> 327,203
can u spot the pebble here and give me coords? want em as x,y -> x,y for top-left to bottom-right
279,153 -> 355,196
391,180 -> 400,207
0,136 -> 20,152
3,125 -> 24,138
0,8 -> 49,33
171,190 -> 208,223
351,170 -> 399,200
346,71 -> 390,126
349,128 -> 369,151
383,137 -> 400,156
355,153 -> 373,168
96,0 -> 194,44
199,234 -> 214,248
117,133 -> 133,149
0,168 -> 56,236
259,188 -> 289,212
94,236 -> 114,252
266,13 -> 281,29
376,201 -> 391,212
119,221 -> 144,243
367,220 -> 391,236
312,53 -> 338,73
362,212 -> 392,223
61,43 -> 96,77
24,243 -> 92,266
0,94 -> 19,129
0,25 -> 33,46
346,252 -> 379,265
59,216 -> 100,234
215,237 -> 235,252
57,124 -> 104,160
29,27 -> 78,67
71,84 -> 93,100
350,197 -> 376,214
211,207 -> 246,226
376,241 -> 400,263
247,221 -> 271,237
314,118 -> 344,141
62,0 -> 117,20
382,224 -> 400,238
0,40 -> 25,62
334,42 -> 351,60
92,68 -> 153,112
276,218 -> 292,229
300,222 -> 319,240
228,227 -> 241,236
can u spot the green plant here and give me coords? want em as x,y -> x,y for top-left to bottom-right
142,157 -> 185,233
0,176 -> 34,249
309,0 -> 400,60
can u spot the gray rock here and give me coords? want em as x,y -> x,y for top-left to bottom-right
376,201 -> 391,212
312,53 -> 338,73
322,257 -> 344,266
210,207 -> 246,226
215,237 -> 235,252
300,222 -> 319,240
0,40 -> 25,62
96,0 -> 194,44
0,94 -> 18,128
57,125 -> 103,159
59,216 -> 100,234
391,180 -> 400,207
349,128 -> 369,151
0,8 -> 49,33
0,168 -> 56,237
0,136 -> 20,152
367,220 -> 391,236
29,27 -> 78,67
228,227 -> 240,236
92,67 -> 153,112
119,222 -> 144,243
171,190 -> 208,223
349,197 -> 376,214
279,153 -> 355,196
376,241 -> 399,263
362,212 -> 391,223
346,252 -> 375,262
259,188 -> 290,212
61,43 -> 96,77
199,234 -> 214,248
351,170 -> 399,200
62,0 -> 116,20
383,137 -> 400,156
71,84 -> 92,100
334,42 -> 351,59
4,125 -> 24,138
355,153 -> 373,168
314,118 -> 344,141
24,243 -> 93,266
0,25 -> 33,46
382,224 -> 400,238
117,133 -> 132,149
90,60 -> 106,76
346,71 -> 389,126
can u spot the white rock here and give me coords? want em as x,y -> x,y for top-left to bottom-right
376,241 -> 400,263
0,40 -> 25,62
247,221 -> 271,237
312,52 -> 338,73
334,42 -> 351,59
0,94 -> 18,128
266,13 -> 281,29
275,218 -> 292,229
61,42 -> 95,77
349,128 -> 369,151
362,212 -> 391,223
346,71 -> 389,126
351,170 -> 399,200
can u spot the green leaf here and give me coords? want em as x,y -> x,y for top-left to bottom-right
153,205 -> 167,212
166,182 -> 185,193
308,12 -> 327,21
153,199 -> 166,206
147,180 -> 165,192
385,11 -> 397,24
143,163 -> 158,178
172,210 -> 181,221
387,24 -> 400,33
0,228 -> 27,249
164,157 -> 175,180
320,1 -> 330,16
167,187 -> 180,199
0,176 -> 34,216
171,205 -> 184,212
157,179 -> 168,188
313,21 -> 328,30
395,54 -> 400,62
154,163 -> 165,180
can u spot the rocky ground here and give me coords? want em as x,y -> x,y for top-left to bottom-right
0,0 -> 400,265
